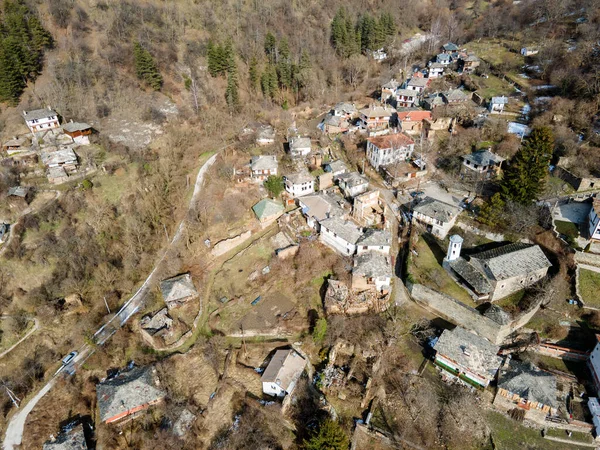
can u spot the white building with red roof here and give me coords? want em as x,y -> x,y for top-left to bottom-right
366,133 -> 415,170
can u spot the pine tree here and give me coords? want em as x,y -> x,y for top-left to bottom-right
303,419 -> 349,450
260,70 -> 271,99
225,70 -> 239,111
133,42 -> 163,91
264,31 -> 277,62
478,193 -> 506,228
248,55 -> 259,91
501,127 -> 553,204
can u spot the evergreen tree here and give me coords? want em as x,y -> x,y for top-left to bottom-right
264,31 -> 277,62
303,419 -> 349,450
477,193 -> 506,228
261,70 -> 272,99
133,42 -> 163,90
249,55 -> 259,91
225,70 -> 239,111
264,175 -> 284,197
500,127 -> 553,204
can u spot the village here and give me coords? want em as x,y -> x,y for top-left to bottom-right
2,8 -> 600,450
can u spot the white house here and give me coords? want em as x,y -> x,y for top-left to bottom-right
356,228 -> 391,255
436,53 -> 452,65
366,133 -> 415,171
521,47 -> 539,56
22,107 -> 60,134
589,199 -> 600,241
288,136 -> 311,157
250,155 -> 278,182
406,77 -> 430,93
319,216 -> 363,255
324,160 -> 348,177
256,125 -> 276,145
412,197 -> 461,238
488,96 -> 508,114
395,89 -> 419,108
284,172 -> 314,197
337,172 -> 369,198
261,349 -> 307,398
428,62 -> 445,78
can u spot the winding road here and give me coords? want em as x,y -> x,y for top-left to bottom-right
2,152 -> 219,450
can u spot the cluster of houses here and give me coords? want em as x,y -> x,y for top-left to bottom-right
1,106 -> 94,185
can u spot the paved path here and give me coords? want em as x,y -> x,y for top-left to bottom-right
2,152 -> 220,450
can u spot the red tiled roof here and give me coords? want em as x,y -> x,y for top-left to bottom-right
367,133 -> 414,149
397,111 -> 432,122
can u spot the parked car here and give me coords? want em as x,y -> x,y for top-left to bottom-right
61,351 -> 78,366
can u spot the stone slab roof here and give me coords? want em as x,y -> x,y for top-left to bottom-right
491,96 -> 509,105
407,77 -> 429,88
482,304 -> 512,325
289,136 -> 311,149
337,171 -> 369,188
471,243 -> 551,281
357,228 -> 391,247
8,186 -> 27,197
253,198 -> 284,220
160,273 -> 197,304
23,107 -> 57,121
43,423 -> 87,450
320,216 -> 363,245
41,148 -> 77,166
396,88 -> 419,98
444,89 -> 469,102
250,155 -> 278,171
360,105 -> 395,118
63,122 -> 91,133
353,252 -> 392,278
413,197 -> 461,223
257,125 -> 275,141
382,79 -> 401,90
435,327 -> 502,378
97,366 -> 165,423
48,166 -> 68,179
449,257 -> 492,294
285,171 -> 313,185
326,160 -> 348,174
261,349 -> 307,392
463,149 -> 504,166
498,360 -> 558,409
333,102 -> 357,114
299,193 -> 345,222
443,42 -> 459,51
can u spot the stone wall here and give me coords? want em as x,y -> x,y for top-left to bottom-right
211,230 -> 252,257
555,164 -> 600,193
408,283 -> 542,345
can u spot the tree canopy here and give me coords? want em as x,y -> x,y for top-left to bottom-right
331,8 -> 396,58
133,42 -> 163,91
303,419 -> 349,450
500,127 -> 553,204
0,0 -> 53,103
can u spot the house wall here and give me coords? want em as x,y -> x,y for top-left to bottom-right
490,267 -> 549,302
357,244 -> 391,255
262,381 -> 286,397
589,343 -> 600,392
366,141 -> 415,170
105,398 -> 162,424
434,354 -> 491,387
589,208 -> 600,240
285,179 -> 314,197
320,227 -> 356,255
25,116 -> 60,133
252,168 -> 277,182
412,213 -> 457,239
351,274 -> 391,292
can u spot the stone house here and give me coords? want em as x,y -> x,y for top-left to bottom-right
461,149 -> 505,179
352,190 -> 385,226
43,423 -> 88,450
423,116 -> 454,140
428,62 -> 445,78
47,166 -> 70,184
358,105 -> 395,136
250,155 -> 278,182
41,148 -> 78,172
395,89 -> 419,108
324,279 -> 389,315
96,366 -> 166,424
284,172 -> 314,197
588,337 -> 600,392
554,157 -> 600,192
443,89 -> 471,104
351,251 -> 392,293
261,349 -> 307,398
412,197 -> 461,238
495,359 -> 559,418
521,47 -> 539,56
288,136 -> 311,157
381,79 -> 401,102
2,136 -> 29,155
366,133 -> 415,171
22,107 -> 60,134
397,110 -> 432,135
256,125 -> 276,145
442,42 -> 459,53
421,93 -> 446,110
436,53 -> 452,65
356,228 -> 392,255
252,198 -> 284,226
337,171 -> 369,198
488,96 -> 508,114
63,122 -> 93,145
461,53 -> 480,73
319,216 -> 363,255
332,102 -> 357,119
321,114 -> 350,134
380,160 -> 427,187
324,160 -> 348,177
160,273 -> 198,309
589,397 -> 600,438
298,192 -> 346,230
447,241 -> 552,302
433,326 -> 502,388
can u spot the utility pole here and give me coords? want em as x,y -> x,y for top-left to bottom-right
103,296 -> 111,314
2,384 -> 20,409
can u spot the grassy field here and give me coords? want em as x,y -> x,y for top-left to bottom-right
487,411 -> 592,449
408,236 -> 477,307
466,39 -> 522,68
578,268 -> 600,308
472,73 -> 516,99
555,220 -> 580,238
545,427 -> 594,444
495,289 -> 525,313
